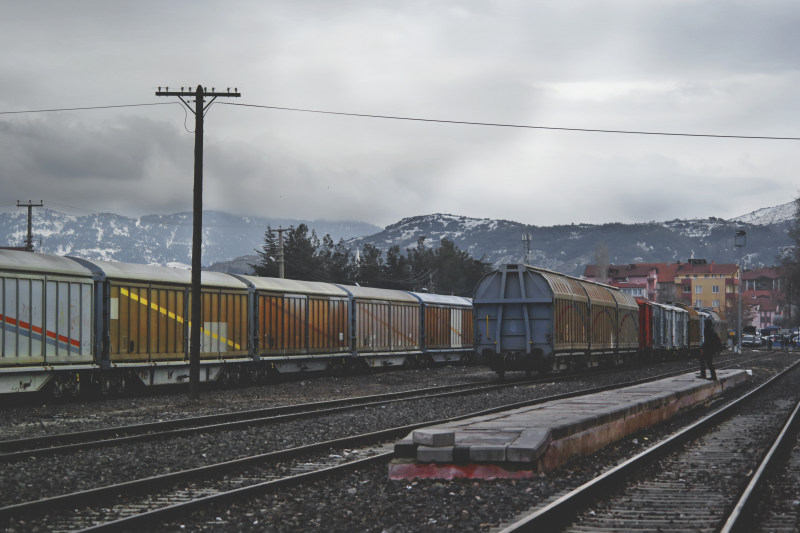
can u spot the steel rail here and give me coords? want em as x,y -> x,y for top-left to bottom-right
719,390 -> 800,533
75,452 -> 395,533
0,360 -> 748,523
0,350 -> 756,457
0,352 -> 766,531
496,358 -> 800,533
0,352 -> 761,464
0,376 -> 539,461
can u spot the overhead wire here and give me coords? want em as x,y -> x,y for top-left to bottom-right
1,100 -> 798,140
0,103 -> 172,115
221,102 -> 800,141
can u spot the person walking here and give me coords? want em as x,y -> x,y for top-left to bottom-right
699,319 -> 720,381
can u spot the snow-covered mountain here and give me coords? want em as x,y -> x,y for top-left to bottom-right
348,202 -> 796,276
0,209 -> 380,267
731,202 -> 796,226
1,202 -> 794,277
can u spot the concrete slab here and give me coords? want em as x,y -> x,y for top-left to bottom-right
389,369 -> 748,480
412,429 -> 455,447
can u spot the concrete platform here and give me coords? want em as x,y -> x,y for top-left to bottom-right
389,369 -> 748,480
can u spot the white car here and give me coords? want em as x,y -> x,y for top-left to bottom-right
741,335 -> 759,347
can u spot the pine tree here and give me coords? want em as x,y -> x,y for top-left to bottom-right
251,226 -> 280,277
252,225 -> 491,296
283,224 -> 321,280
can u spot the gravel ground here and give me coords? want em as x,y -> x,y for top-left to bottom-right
151,354 -> 793,533
0,366 -> 494,441
0,351 -> 790,532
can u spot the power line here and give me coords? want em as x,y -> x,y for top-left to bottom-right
2,99 -> 798,140
0,102 -> 173,115
222,102 -> 800,141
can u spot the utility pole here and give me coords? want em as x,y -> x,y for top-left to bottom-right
276,227 -> 288,278
156,85 -> 240,399
17,200 -> 43,252
522,233 -> 531,265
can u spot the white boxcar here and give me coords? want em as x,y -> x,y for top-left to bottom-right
0,250 -> 94,393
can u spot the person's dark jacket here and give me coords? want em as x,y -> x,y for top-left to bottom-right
702,324 -> 722,356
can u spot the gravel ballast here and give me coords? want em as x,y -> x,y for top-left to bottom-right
0,351 -> 788,532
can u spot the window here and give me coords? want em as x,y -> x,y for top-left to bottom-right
695,299 -> 703,307
712,300 -> 720,308
695,286 -> 703,294
683,285 -> 691,293
712,285 -> 719,293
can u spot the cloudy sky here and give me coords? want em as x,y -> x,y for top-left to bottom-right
1,1 -> 798,228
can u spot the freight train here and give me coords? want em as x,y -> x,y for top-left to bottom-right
0,250 -> 473,396
473,264 -> 727,377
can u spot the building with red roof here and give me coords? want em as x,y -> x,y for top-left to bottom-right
585,260 -> 789,331
742,267 -> 785,330
584,259 -> 740,318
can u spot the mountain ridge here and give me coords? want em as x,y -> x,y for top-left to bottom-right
1,202 -> 794,277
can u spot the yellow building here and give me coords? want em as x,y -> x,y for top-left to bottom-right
673,259 -> 739,317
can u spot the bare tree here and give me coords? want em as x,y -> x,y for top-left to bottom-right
594,242 -> 610,282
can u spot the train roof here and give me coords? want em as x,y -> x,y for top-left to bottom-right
70,258 -> 248,289
0,250 -> 94,278
406,292 -> 472,307
651,301 -> 685,312
234,275 -> 349,297
673,302 -> 701,318
578,279 -> 617,305
334,284 -> 420,303
537,269 -> 589,302
607,289 -> 639,310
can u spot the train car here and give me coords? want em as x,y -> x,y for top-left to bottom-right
473,264 -> 639,377
636,298 -> 655,358
674,303 -> 702,356
0,250 -> 95,395
670,304 -> 689,356
334,284 -> 422,369
407,292 -> 474,366
637,298 -> 684,359
1,250 -> 477,396
608,286 -> 639,357
233,275 -> 351,375
72,258 -> 250,390
658,303 -> 689,357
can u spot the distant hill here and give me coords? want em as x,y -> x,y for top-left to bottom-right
0,209 -> 380,268
1,203 -> 794,278
344,203 -> 795,277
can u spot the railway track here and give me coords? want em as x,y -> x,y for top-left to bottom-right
721,370 -> 800,533
0,352 -> 763,532
0,376 -> 533,462
495,358 -> 800,532
0,357 -> 758,533
1,353 -> 754,462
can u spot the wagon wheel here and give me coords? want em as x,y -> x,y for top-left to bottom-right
49,373 -> 80,399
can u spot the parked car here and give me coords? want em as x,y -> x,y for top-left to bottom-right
742,334 -> 760,347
